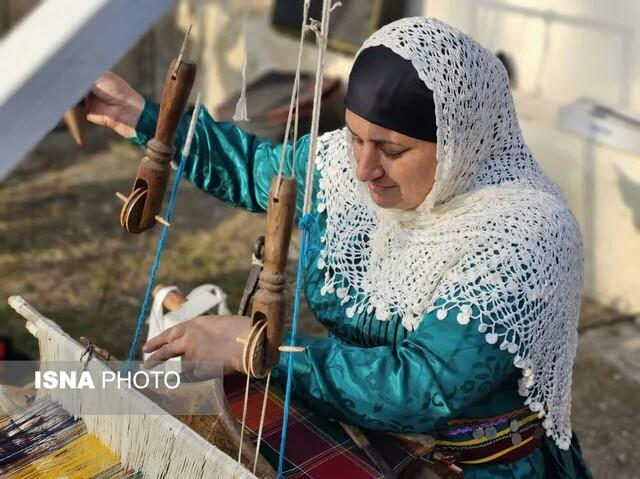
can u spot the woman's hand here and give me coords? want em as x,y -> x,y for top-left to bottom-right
142,315 -> 252,378
86,71 -> 145,138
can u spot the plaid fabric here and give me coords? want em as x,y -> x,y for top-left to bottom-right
224,375 -> 426,478
224,376 -> 544,477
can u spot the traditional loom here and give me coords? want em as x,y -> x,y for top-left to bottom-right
1,20 -> 269,477
1,1 -> 346,477
2,296 -> 258,479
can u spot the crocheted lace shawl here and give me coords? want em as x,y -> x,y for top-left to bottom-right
314,17 -> 582,449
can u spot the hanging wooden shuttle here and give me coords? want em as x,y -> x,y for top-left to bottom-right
118,57 -> 196,234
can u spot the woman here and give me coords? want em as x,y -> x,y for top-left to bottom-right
88,17 -> 592,478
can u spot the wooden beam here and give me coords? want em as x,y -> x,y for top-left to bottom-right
0,0 -> 174,181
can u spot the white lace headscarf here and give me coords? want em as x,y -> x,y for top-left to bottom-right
314,17 -> 582,449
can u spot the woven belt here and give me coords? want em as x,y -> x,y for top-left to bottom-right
433,407 -> 546,465
394,408 -> 547,478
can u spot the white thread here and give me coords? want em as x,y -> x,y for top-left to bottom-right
240,0 -> 338,467
302,0 -> 336,215
8,296 -> 254,478
182,92 -> 202,158
275,0 -> 311,197
252,371 -> 271,474
233,4 -> 250,122
174,24 -> 193,78
237,373 -> 252,464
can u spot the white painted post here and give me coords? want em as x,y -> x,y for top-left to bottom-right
0,0 -> 174,180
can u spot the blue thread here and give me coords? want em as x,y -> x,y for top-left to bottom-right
124,144 -> 193,372
277,213 -> 314,477
298,212 -> 315,230
299,212 -> 321,268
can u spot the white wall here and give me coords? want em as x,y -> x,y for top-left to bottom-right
519,112 -> 640,313
161,0 -> 353,110
424,0 -> 640,110
424,0 -> 640,313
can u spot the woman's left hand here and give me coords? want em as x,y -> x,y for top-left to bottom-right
142,315 -> 252,377
86,71 -> 145,138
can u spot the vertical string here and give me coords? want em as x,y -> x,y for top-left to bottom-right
301,1 -> 333,215
238,2 -> 311,469
277,2 -> 336,475
274,0 -> 311,198
276,214 -> 314,477
125,93 -> 202,370
290,85 -> 301,176
237,372 -> 252,463
252,371 -> 271,474
233,2 -> 250,121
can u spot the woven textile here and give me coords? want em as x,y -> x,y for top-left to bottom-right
225,376 -> 548,477
0,400 -> 140,478
225,375 -> 427,478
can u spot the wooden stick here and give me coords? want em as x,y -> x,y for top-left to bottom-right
278,345 -> 306,353
79,337 -> 113,361
121,59 -> 196,234
153,284 -> 187,311
9,296 -> 43,325
339,422 -> 398,479
155,215 -> 171,227
154,60 -> 197,147
63,104 -> 86,146
249,176 -> 297,377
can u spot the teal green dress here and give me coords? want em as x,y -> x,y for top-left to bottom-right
134,102 -> 592,478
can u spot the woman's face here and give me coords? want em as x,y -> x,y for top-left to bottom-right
346,109 -> 438,210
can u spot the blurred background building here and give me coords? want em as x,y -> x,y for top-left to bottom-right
5,0 -> 633,313
427,0 -> 640,317
1,1 -> 639,476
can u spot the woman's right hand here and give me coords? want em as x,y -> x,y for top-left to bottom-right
86,71 -> 145,139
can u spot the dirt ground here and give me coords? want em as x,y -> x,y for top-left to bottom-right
1,127 -> 638,477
